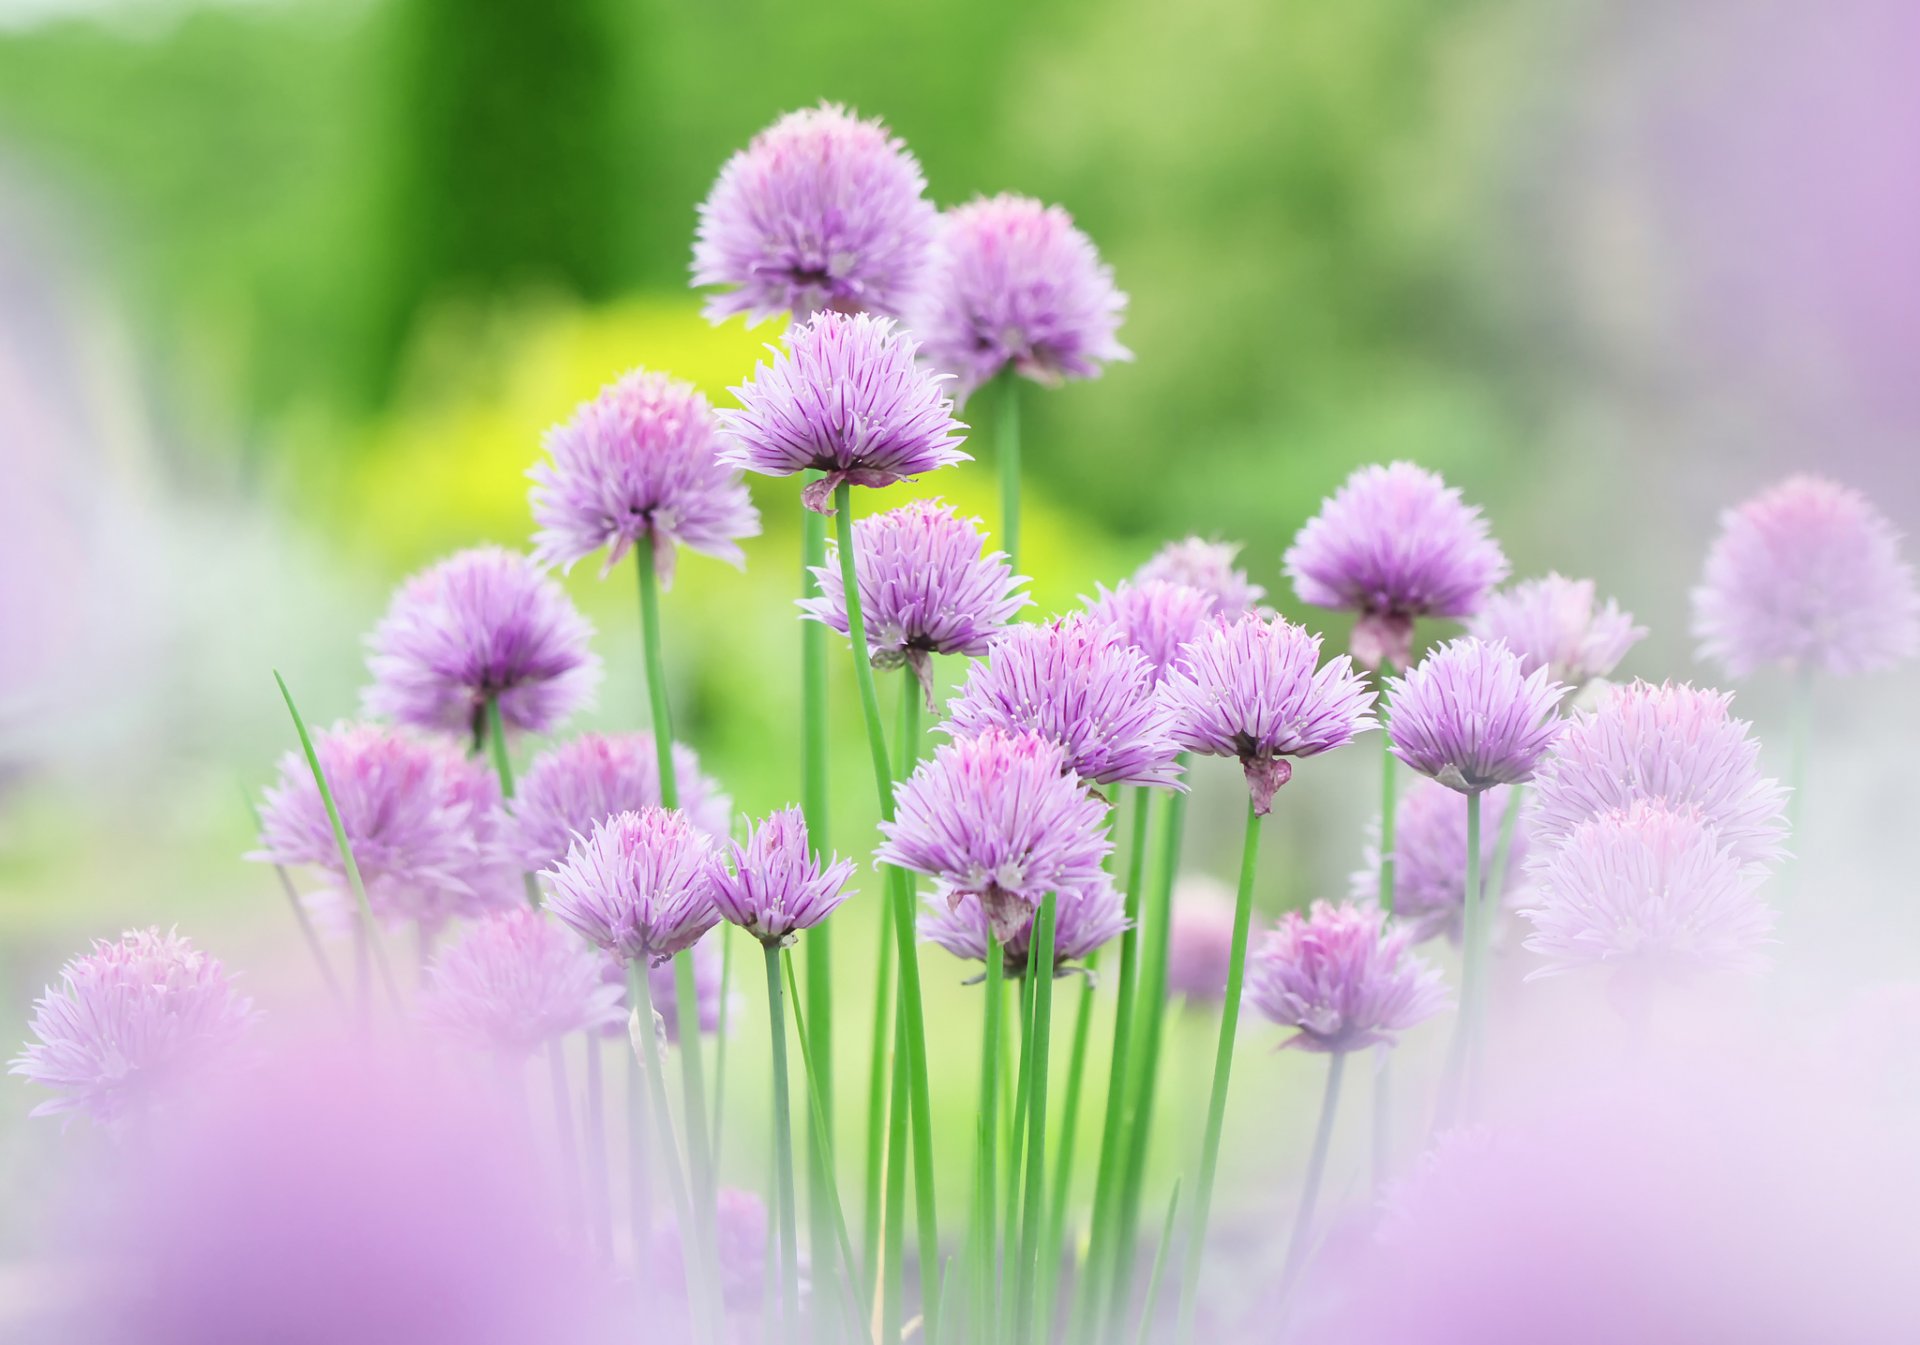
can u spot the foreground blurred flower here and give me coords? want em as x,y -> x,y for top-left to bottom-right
1084,579 -> 1216,684
1164,875 -> 1237,1004
709,807 -> 855,946
1160,612 -> 1376,813
654,1186 -> 774,1313
693,101 -> 937,325
906,193 -> 1130,399
945,614 -> 1184,788
1387,638 -> 1566,794
418,909 -> 624,1056
799,498 -> 1028,700
1245,901 -> 1447,1053
363,546 -> 601,741
509,732 -> 732,874
1285,462 -> 1510,670
529,369 -> 760,584
877,729 -> 1113,942
11,928 -> 255,1125
719,311 -> 968,512
1134,536 -> 1267,617
918,876 -> 1127,978
544,808 -> 720,966
1353,780 -> 1530,944
1693,474 -> 1920,679
1469,573 -> 1646,690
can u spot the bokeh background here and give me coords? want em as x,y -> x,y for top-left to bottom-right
3,0 -> 1918,1323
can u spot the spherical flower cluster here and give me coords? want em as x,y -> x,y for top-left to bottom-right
917,877 -> 1127,979
529,369 -> 759,584
418,910 -> 624,1057
1084,580 -> 1216,684
12,928 -> 256,1124
1284,462 -> 1510,670
708,806 -> 855,946
718,311 -> 968,513
363,546 -> 601,740
1387,637 -> 1567,794
1164,875 -> 1237,1003
877,729 -> 1113,943
945,615 -> 1184,789
692,102 -> 937,325
1527,681 -> 1789,866
1693,474 -> 1920,679
1469,573 -> 1646,689
1134,537 -> 1266,617
799,498 -> 1028,701
1159,613 -> 1376,814
1353,780 -> 1530,944
509,732 -> 732,874
905,193 -> 1130,399
1244,900 -> 1447,1053
543,808 -> 719,966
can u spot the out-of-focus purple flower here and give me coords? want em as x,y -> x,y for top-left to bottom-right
11,928 -> 255,1125
543,809 -> 719,966
917,877 -> 1127,978
693,102 -> 937,326
1469,573 -> 1646,689
509,732 -> 733,874
877,729 -> 1113,943
363,546 -> 601,740
905,193 -> 1130,399
1134,537 -> 1267,618
718,311 -> 968,513
799,498 -> 1028,701
253,723 -> 518,931
1527,680 -> 1789,866
1160,613 -> 1376,814
709,806 -> 855,946
417,910 -> 624,1057
1520,801 -> 1774,980
1084,579 -> 1215,685
1164,875 -> 1237,1003
529,369 -> 760,584
654,1186 -> 771,1312
1245,900 -> 1447,1054
593,933 -> 730,1044
1692,474 -> 1920,679
945,614 -> 1185,789
1284,462 -> 1510,670
1386,638 -> 1566,794
1352,780 -> 1530,944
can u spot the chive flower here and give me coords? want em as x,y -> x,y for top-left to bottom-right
1352,779 -> 1530,944
1386,637 -> 1567,794
1244,900 -> 1447,1053
1084,579 -> 1216,685
1164,876 -> 1237,1003
543,808 -> 720,966
917,877 -> 1127,979
1134,536 -> 1267,617
708,806 -> 856,946
1469,573 -> 1647,690
509,732 -> 733,874
417,909 -> 624,1057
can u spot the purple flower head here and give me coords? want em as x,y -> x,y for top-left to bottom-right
12,928 -> 255,1124
1352,780 -> 1531,944
1693,474 -> 1920,679
1160,612 -> 1377,814
917,877 -> 1128,979
417,910 -> 624,1057
1284,462 -> 1511,670
253,723 -> 518,931
719,310 -> 968,513
1521,801 -> 1775,980
1469,573 -> 1647,689
709,806 -> 856,946
905,193 -> 1130,399
529,369 -> 760,585
1528,680 -> 1789,866
1245,900 -> 1448,1054
508,732 -> 733,874
654,1186 -> 771,1312
799,498 -> 1029,702
1164,875 -> 1237,1003
1387,638 -> 1567,794
693,102 -> 937,326
543,808 -> 720,966
1134,537 -> 1267,618
593,933 -> 730,1044
1084,579 -> 1216,685
944,614 -> 1185,789
876,729 -> 1113,943
363,546 -> 601,740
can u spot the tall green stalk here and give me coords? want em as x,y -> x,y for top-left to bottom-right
800,484 -> 837,1328
548,1042 -> 583,1239
860,889 -> 896,1301
1015,893 -> 1059,1345
973,932 -> 1005,1337
1040,950 -> 1100,1334
1279,1053 -> 1349,1294
764,943 -> 801,1335
1435,791 -> 1485,1129
629,962 -> 718,1343
1373,709 -> 1397,1188
997,371 -> 1022,571
1133,1181 -> 1183,1345
710,930 -> 734,1167
583,1035 -> 611,1260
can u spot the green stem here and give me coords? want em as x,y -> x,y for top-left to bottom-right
481,697 -> 544,909
1016,893 -> 1059,1345
711,929 -> 734,1167
799,485 -> 837,1345
634,551 -> 678,810
630,961 -> 717,1342
1041,950 -> 1100,1335
765,943 -> 801,1334
626,1029 -> 651,1281
1279,1053 -> 1349,1294
1435,791 -> 1485,1130
1133,1181 -> 1183,1345
673,954 -> 718,1248
998,370 -> 1022,572
1004,967 -> 1034,1335
548,1041 -> 583,1240
1374,708 -> 1397,1190
860,884 -> 896,1301
881,1003 -> 910,1345
584,1034 -> 611,1261
973,931 -> 1005,1337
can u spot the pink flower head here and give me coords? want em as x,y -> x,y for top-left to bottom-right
1284,462 -> 1510,670
1693,474 -> 1920,678
1528,680 -> 1789,866
1353,780 -> 1530,944
1134,537 -> 1267,618
944,614 -> 1185,789
1245,900 -> 1447,1054
906,193 -> 1130,399
1084,579 -> 1216,685
719,310 -> 968,513
1469,573 -> 1647,689
693,102 -> 937,325
529,369 -> 759,584
917,876 -> 1128,979
12,928 -> 255,1124
1164,875 -> 1237,1003
508,732 -> 733,874
709,806 -> 856,946
363,546 -> 601,740
543,808 -> 720,966
418,909 -> 624,1057
1160,612 -> 1377,814
876,729 -> 1113,943
799,498 -> 1028,702
1386,637 -> 1567,794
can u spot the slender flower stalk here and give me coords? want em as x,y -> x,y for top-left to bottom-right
1000,372 -> 1022,570
1436,791 -> 1486,1127
1134,1182 -> 1183,1345
799,486 -> 837,1331
629,962 -> 718,1342
1015,892 -> 1059,1345
763,943 -> 800,1335
1041,945 -> 1100,1334
1280,1054 -> 1348,1294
